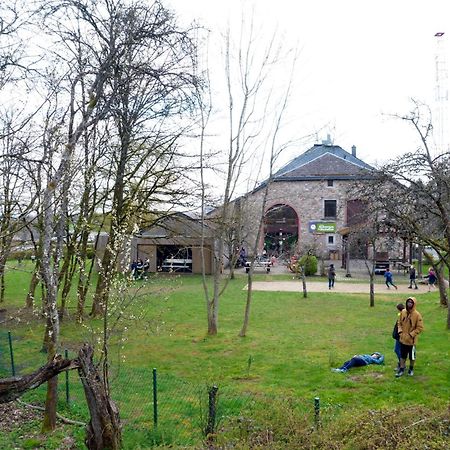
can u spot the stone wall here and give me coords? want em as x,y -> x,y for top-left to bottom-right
239,178 -> 352,258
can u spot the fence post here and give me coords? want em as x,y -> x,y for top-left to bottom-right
65,349 -> 70,405
205,385 -> 219,439
152,368 -> 158,427
314,396 -> 320,429
8,331 -> 15,377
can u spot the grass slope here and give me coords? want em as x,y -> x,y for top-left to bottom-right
0,262 -> 449,448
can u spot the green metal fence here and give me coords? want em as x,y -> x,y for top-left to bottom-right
1,331 -> 325,447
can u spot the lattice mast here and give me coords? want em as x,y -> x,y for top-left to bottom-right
434,32 -> 449,154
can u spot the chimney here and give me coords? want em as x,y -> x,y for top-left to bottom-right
351,145 -> 356,157
322,134 -> 332,145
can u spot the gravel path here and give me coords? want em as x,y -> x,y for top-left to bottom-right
249,280 -> 428,294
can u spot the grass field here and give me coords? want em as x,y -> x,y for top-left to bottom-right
0,261 -> 449,449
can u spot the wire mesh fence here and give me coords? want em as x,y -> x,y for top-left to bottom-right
1,330 -> 278,447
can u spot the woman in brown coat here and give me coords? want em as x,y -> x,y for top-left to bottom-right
396,297 -> 424,377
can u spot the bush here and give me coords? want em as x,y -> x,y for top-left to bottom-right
298,254 -> 318,276
217,400 -> 449,450
8,249 -> 34,261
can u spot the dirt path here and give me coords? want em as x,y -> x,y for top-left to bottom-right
249,280 -> 428,295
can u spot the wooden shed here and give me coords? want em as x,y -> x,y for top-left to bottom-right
131,213 -> 215,275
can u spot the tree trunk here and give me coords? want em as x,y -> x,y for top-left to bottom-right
77,344 -> 122,450
0,344 -> 122,450
92,213 -> 126,318
369,274 -> 375,307
0,355 -> 77,404
417,245 -> 423,279
59,249 -> 77,319
423,251 -> 448,307
92,244 -> 115,317
25,266 -> 40,308
208,238 -> 223,335
239,272 -> 252,337
41,374 -> 58,432
436,269 -> 448,307
76,256 -> 95,323
229,242 -> 236,280
345,244 -> 351,277
0,269 -> 5,303
76,230 -> 92,322
301,268 -> 307,298
207,297 -> 218,335
41,310 -> 59,432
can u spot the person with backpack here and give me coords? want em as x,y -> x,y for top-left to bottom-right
396,297 -> 424,377
392,303 -> 405,372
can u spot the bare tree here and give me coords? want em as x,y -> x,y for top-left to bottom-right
351,102 -> 450,325
199,10 -> 299,336
2,0 -> 201,433
90,1 -> 200,316
32,0 -> 138,431
0,112 -> 35,301
239,55 -> 297,337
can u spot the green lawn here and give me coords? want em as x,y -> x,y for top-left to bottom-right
1,261 -> 449,449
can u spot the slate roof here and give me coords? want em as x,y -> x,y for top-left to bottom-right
273,144 -> 374,180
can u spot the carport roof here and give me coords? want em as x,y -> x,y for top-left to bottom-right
137,212 -> 213,239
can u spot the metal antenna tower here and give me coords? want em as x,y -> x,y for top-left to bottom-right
434,32 -> 449,154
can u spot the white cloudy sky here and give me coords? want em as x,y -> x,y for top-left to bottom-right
167,0 -> 450,169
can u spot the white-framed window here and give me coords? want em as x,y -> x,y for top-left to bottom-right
327,179 -> 334,187
328,235 -> 335,245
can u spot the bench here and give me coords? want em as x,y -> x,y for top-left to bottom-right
395,262 -> 410,275
374,261 -> 389,275
161,258 -> 193,272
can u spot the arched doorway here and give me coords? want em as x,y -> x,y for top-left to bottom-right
264,204 -> 298,257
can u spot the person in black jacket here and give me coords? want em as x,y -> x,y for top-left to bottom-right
392,303 -> 405,371
408,266 -> 418,289
328,264 -> 336,289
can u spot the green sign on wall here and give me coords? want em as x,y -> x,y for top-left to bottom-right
308,221 -> 336,233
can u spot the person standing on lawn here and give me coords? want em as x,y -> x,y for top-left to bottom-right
408,265 -> 418,289
396,297 -> 424,377
392,303 -> 405,371
425,267 -> 437,291
328,264 -> 336,289
384,268 -> 398,290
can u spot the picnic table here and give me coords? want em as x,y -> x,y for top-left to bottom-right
161,258 -> 192,272
395,262 -> 410,275
245,259 -> 271,273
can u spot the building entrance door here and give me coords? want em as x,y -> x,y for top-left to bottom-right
264,204 -> 298,258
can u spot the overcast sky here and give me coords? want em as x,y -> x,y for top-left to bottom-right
167,0 -> 450,169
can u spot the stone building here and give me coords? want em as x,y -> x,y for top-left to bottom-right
236,142 -> 377,261
96,142 -> 411,275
